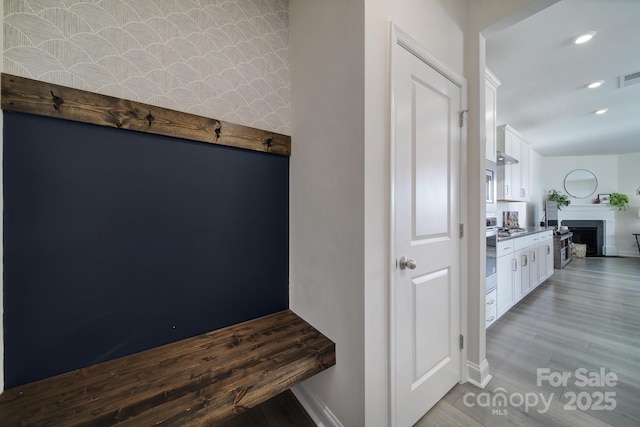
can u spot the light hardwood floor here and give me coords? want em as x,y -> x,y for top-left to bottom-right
220,257 -> 639,426
416,256 -> 640,427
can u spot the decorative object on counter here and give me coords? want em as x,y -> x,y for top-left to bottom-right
597,193 -> 610,204
503,211 -> 519,228
547,189 -> 570,210
609,192 -> 629,211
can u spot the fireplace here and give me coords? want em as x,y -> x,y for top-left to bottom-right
561,220 -> 605,256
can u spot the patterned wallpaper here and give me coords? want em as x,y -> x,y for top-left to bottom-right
3,0 -> 290,134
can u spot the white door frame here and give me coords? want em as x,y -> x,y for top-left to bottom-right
388,23 -> 468,426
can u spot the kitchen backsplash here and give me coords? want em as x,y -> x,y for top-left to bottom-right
497,201 -> 528,227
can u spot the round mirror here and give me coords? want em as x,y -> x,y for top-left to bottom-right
564,169 -> 598,198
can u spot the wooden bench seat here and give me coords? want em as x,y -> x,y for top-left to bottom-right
0,309 -> 335,426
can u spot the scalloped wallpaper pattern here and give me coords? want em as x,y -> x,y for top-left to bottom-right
3,0 -> 290,134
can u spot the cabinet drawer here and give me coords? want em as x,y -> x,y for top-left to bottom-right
486,289 -> 497,327
514,234 -> 540,250
486,289 -> 497,310
538,231 -> 552,242
497,240 -> 515,257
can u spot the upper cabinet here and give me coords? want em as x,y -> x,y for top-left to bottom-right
497,124 -> 531,201
485,68 -> 501,162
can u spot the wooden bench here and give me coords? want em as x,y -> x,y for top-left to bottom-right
0,310 -> 335,426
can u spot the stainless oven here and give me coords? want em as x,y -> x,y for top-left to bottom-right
486,160 -> 497,213
486,216 -> 497,293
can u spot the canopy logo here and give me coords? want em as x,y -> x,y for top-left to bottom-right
463,388 -> 552,415
463,367 -> 618,415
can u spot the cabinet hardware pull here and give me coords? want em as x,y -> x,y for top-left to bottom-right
487,316 -> 495,322
487,299 -> 495,305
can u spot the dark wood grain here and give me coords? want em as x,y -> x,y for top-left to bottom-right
0,309 -> 334,426
217,390 -> 316,427
1,73 -> 291,156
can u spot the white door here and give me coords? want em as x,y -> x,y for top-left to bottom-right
391,34 -> 462,427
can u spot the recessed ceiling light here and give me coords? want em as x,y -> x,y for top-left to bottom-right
595,108 -> 608,115
587,80 -> 604,89
574,31 -> 596,44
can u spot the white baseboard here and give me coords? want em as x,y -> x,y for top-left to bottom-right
466,359 -> 492,389
291,384 -> 343,427
615,250 -> 640,258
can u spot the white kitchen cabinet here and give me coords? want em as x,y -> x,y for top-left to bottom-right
509,134 -> 521,200
530,244 -> 544,292
496,240 -> 515,318
497,125 -> 530,201
538,231 -> 554,282
520,142 -> 530,200
545,240 -> 554,279
528,234 -> 542,291
496,231 -> 554,321
485,68 -> 501,162
515,248 -> 528,300
486,289 -> 497,328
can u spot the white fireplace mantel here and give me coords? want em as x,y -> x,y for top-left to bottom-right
558,204 -> 616,255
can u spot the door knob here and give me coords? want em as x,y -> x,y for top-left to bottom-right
399,256 -> 417,270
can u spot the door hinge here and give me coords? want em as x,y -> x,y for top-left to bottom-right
458,109 -> 469,128
459,223 -> 464,239
459,334 -> 464,350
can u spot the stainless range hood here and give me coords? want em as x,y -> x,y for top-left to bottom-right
496,151 -> 519,165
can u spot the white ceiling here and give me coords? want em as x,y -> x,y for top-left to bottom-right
486,0 -> 640,157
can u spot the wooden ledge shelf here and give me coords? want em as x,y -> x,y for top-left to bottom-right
0,310 -> 334,426
1,73 -> 291,156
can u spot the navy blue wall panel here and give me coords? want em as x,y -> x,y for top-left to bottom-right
3,112 -> 289,388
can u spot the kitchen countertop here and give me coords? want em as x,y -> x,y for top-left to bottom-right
496,227 -> 554,242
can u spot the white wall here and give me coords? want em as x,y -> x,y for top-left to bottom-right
464,0 -> 552,390
360,1 -> 548,423
541,154 -> 640,257
290,1 -> 471,424
292,0 -> 490,424
527,148 -> 546,226
364,1 -> 466,425
289,1 -> 366,426
542,155 -> 619,205
617,152 -> 640,257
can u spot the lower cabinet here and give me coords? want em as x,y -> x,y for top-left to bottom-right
545,240 -> 554,278
496,246 -> 515,318
486,289 -> 497,328
540,233 -> 554,281
492,230 -> 554,326
516,248 -> 528,300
